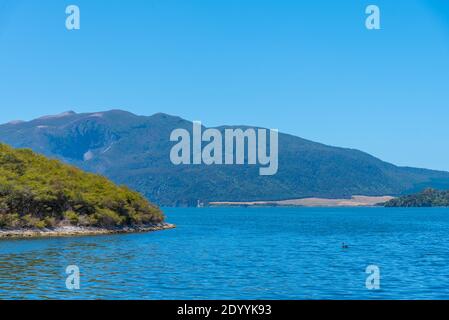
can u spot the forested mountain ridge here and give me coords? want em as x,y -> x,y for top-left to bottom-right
1,110 -> 449,206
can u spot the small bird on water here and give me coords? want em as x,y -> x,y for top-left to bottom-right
341,242 -> 349,249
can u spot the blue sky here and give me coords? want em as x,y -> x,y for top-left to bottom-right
0,0 -> 449,170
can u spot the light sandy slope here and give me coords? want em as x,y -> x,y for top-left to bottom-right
210,196 -> 395,207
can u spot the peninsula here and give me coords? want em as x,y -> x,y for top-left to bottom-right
383,188 -> 449,207
0,143 -> 174,239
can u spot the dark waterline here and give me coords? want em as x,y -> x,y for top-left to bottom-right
1,207 -> 449,299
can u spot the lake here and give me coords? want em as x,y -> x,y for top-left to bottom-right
1,207 -> 449,299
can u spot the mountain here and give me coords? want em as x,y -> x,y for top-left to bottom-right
0,143 -> 164,229
1,109 -> 449,206
384,188 -> 449,207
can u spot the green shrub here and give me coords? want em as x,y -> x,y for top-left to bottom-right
64,210 -> 80,224
44,216 -> 56,228
94,208 -> 126,227
0,213 -> 20,229
22,214 -> 47,229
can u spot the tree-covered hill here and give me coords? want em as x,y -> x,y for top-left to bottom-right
0,143 -> 164,229
384,188 -> 449,207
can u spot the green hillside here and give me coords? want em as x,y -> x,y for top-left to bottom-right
2,110 -> 449,206
0,143 -> 164,229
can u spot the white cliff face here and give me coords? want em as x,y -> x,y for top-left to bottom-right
7,120 -> 25,125
83,150 -> 94,161
38,111 -> 77,120
102,142 -> 115,154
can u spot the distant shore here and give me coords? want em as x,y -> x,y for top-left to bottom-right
0,223 -> 176,240
209,195 -> 395,207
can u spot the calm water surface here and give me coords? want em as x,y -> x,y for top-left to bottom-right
1,207 -> 449,299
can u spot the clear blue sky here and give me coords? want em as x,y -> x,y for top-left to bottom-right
1,0 -> 449,170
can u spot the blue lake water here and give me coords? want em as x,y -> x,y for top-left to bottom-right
1,207 -> 449,300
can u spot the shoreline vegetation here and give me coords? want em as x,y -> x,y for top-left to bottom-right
0,223 -> 175,239
0,143 -> 171,238
384,188 -> 449,207
209,195 -> 395,207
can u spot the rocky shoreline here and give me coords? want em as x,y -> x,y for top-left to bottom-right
0,223 -> 176,239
